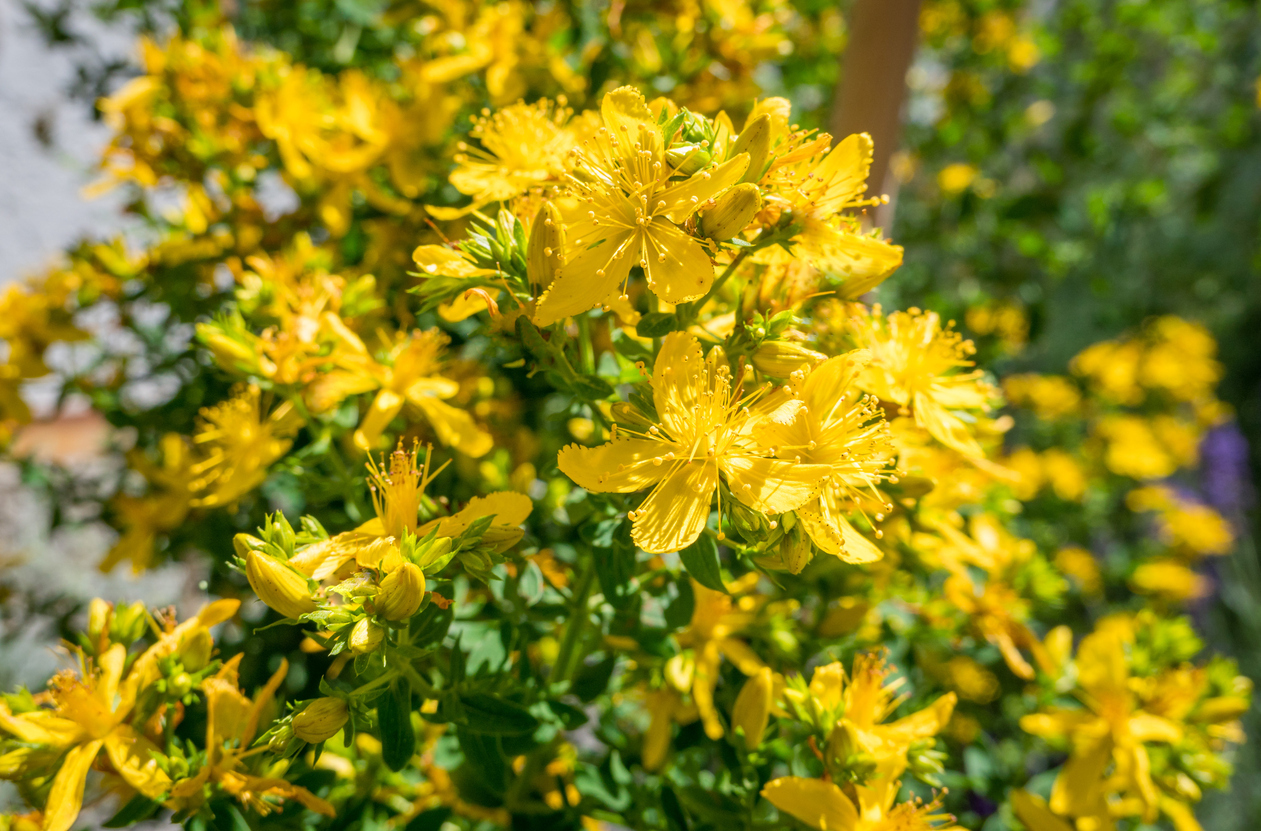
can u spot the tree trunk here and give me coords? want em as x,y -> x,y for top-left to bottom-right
829,0 -> 922,228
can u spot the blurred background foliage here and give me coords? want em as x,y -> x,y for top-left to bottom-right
8,0 -> 1261,826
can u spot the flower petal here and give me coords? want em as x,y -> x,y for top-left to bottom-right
558,439 -> 666,493
913,391 -> 984,458
534,228 -> 636,326
631,460 -> 718,554
642,220 -> 715,305
659,154 -> 752,224
1011,790 -> 1075,831
43,739 -> 104,831
651,332 -> 705,440
411,395 -> 494,457
723,455 -> 828,514
103,726 -> 171,799
761,776 -> 859,831
1050,734 -> 1113,817
353,389 -> 405,452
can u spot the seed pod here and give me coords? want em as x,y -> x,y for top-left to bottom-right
665,144 -> 712,175
528,202 -> 565,294
246,550 -> 318,620
349,618 -> 385,655
292,697 -> 349,743
751,340 -> 827,378
376,562 -> 426,621
700,183 -> 762,241
731,113 -> 771,183
731,667 -> 774,750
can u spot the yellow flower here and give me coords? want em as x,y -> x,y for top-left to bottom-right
1071,339 -> 1144,406
753,350 -> 892,562
782,653 -> 956,773
309,327 -> 493,456
850,305 -> 997,459
1042,449 -> 1087,501
1002,373 -> 1081,420
169,655 -> 334,817
533,87 -> 750,325
937,162 -> 978,194
1093,414 -> 1180,480
287,444 -> 531,580
1129,559 -> 1210,603
757,117 -> 903,295
1127,486 -> 1233,558
672,578 -> 767,741
1139,317 -> 1222,404
640,687 -> 699,772
762,776 -> 960,831
731,667 -> 775,750
1055,546 -> 1102,596
190,385 -> 303,508
1021,625 -> 1184,823
559,333 -> 829,553
0,645 -> 169,831
944,573 -> 1048,680
435,98 -> 577,216
100,433 -> 197,573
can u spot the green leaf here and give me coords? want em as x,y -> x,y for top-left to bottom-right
410,602 -> 453,647
379,680 -> 416,772
405,808 -> 453,831
571,653 -> 616,703
546,699 -> 589,729
459,692 -> 540,735
572,374 -> 614,401
680,535 -> 726,593
636,311 -> 680,338
664,577 -> 696,629
591,520 -> 636,609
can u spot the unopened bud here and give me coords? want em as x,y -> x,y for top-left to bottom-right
180,629 -> 214,672
731,667 -> 774,750
666,144 -> 712,176
170,672 -> 193,698
779,525 -> 813,575
751,340 -> 826,378
246,550 -> 318,620
700,183 -> 762,241
197,325 -> 259,372
233,532 -> 264,559
415,537 -> 453,571
528,202 -> 565,294
292,697 -> 349,743
349,618 -> 385,655
87,599 -> 111,643
665,653 -> 695,694
731,113 -> 771,183
376,563 -> 426,621
112,600 -> 149,646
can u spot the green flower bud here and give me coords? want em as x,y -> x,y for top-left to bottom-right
180,629 -> 214,672
246,550 -> 318,620
779,524 -> 813,575
751,340 -> 826,378
292,697 -> 349,743
700,183 -> 762,241
666,144 -> 712,176
111,601 -> 149,646
731,113 -> 771,183
731,667 -> 774,750
528,202 -> 565,295
169,672 -> 193,698
376,562 -> 426,621
349,618 -> 385,655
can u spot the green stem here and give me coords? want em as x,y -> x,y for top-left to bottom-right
553,559 -> 596,687
683,249 -> 749,324
576,313 -> 595,374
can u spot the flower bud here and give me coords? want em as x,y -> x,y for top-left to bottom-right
731,667 -> 774,750
528,202 -> 565,294
751,340 -> 826,378
292,697 -> 349,743
87,599 -> 111,643
700,183 -> 762,241
111,601 -> 149,646
349,618 -> 385,655
731,113 -> 771,183
666,144 -> 712,176
415,537 -> 453,571
665,653 -> 695,693
376,563 -> 426,621
779,525 -> 813,575
246,550 -> 318,620
180,629 -> 214,672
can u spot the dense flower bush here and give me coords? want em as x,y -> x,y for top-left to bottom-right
0,3 -> 1253,831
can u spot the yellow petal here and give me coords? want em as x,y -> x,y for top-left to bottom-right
0,703 -> 81,747
761,776 -> 859,831
43,739 -> 104,831
658,153 -> 751,224
103,726 -> 171,799
883,693 -> 957,745
1010,790 -> 1074,831
693,642 -> 724,740
642,220 -> 715,305
534,228 -> 636,326
652,333 -> 706,439
913,392 -> 984,458
411,395 -> 494,457
1127,712 -> 1182,745
630,461 -> 718,554
600,86 -> 662,160
558,439 -> 667,493
792,218 -> 903,296
1019,709 -> 1099,739
723,455 -> 828,514
354,389 -> 405,452
802,351 -> 871,416
1050,735 -> 1113,817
